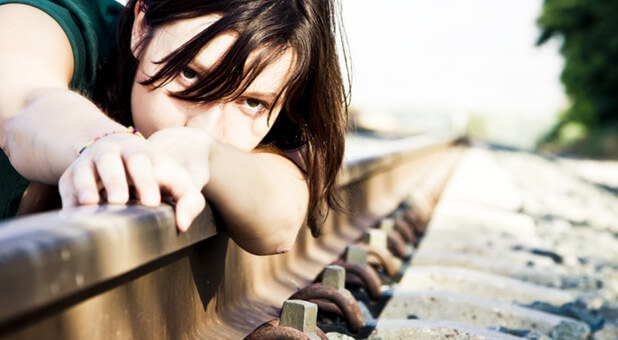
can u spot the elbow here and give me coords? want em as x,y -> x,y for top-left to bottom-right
270,239 -> 296,255
226,191 -> 308,255
262,210 -> 306,255
272,230 -> 298,254
263,234 -> 297,255
232,219 -> 303,256
234,236 -> 296,256
243,229 -> 299,256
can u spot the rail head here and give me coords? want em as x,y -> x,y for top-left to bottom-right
0,133 -> 458,330
340,133 -> 455,185
0,204 -> 218,327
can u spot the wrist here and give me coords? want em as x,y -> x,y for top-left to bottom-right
77,126 -> 144,157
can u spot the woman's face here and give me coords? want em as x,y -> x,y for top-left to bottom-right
130,13 -> 295,151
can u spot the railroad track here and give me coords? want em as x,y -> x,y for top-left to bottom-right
1,135 -> 616,339
371,146 -> 618,339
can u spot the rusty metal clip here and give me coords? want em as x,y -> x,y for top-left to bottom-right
404,209 -> 426,236
245,318 -> 327,340
387,230 -> 411,259
290,283 -> 364,334
394,218 -> 416,244
333,260 -> 382,301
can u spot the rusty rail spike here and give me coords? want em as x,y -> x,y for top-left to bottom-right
361,229 -> 401,277
344,244 -> 368,266
342,245 -> 383,299
378,217 -> 395,234
321,265 -> 347,292
363,228 -> 389,250
290,284 -> 364,334
360,243 -> 399,278
312,266 -> 349,318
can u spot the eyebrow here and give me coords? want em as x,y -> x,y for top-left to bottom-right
189,60 -> 211,74
189,59 -> 281,105
242,90 -> 278,105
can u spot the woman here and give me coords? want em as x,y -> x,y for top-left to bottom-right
0,0 -> 348,254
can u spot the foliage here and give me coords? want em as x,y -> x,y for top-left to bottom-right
537,0 -> 618,155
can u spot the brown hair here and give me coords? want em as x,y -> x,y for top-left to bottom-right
94,0 -> 350,237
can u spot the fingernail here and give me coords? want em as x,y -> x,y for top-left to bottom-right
78,191 -> 97,204
177,213 -> 188,231
108,192 -> 128,204
142,195 -> 159,207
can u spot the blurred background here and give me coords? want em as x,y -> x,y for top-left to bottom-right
342,0 -> 618,158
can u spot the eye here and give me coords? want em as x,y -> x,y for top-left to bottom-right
237,98 -> 268,116
179,67 -> 199,85
246,98 -> 262,108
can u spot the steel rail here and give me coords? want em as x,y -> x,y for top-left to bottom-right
0,133 -> 462,339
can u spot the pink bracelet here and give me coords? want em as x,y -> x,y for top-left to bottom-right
77,126 -> 144,156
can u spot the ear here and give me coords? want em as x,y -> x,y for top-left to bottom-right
130,0 -> 148,58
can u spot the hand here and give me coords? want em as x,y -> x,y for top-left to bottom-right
58,132 -> 205,231
147,127 -> 214,190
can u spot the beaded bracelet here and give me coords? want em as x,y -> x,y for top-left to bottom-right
77,126 -> 144,156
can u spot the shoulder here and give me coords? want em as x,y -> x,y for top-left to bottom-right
0,0 -> 124,94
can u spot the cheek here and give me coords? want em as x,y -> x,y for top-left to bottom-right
252,117 -> 273,139
245,112 -> 280,148
217,115 -> 271,151
130,83 -> 156,136
130,82 -> 180,137
130,60 -> 175,136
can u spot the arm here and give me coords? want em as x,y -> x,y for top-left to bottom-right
207,143 -> 309,254
0,4 -> 119,181
0,4 -> 204,229
148,128 -> 309,255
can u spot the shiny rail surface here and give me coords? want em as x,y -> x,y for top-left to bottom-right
0,133 -> 461,339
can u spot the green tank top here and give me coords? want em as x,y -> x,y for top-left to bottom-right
0,0 -> 123,218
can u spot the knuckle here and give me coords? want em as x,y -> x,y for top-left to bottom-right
58,175 -> 69,195
94,150 -> 118,164
58,185 -> 74,204
125,152 -> 151,170
58,172 -> 72,189
72,161 -> 92,175
153,160 -> 173,181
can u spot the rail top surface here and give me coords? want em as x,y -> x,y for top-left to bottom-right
0,132 -> 455,326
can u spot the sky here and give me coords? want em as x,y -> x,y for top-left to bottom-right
341,0 -> 568,142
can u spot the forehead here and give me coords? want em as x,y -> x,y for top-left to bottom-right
150,14 -> 296,99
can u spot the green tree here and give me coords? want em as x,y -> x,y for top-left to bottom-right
537,0 -> 618,154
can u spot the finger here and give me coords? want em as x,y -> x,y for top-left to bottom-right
58,170 -> 78,208
125,153 -> 161,207
175,191 -> 206,231
94,151 -> 129,204
154,161 -> 204,231
72,161 -> 100,205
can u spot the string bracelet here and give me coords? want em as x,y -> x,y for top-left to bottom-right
77,126 -> 145,156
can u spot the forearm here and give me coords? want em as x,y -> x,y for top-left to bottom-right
205,142 -> 309,255
2,89 -> 125,183
0,4 -> 124,183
